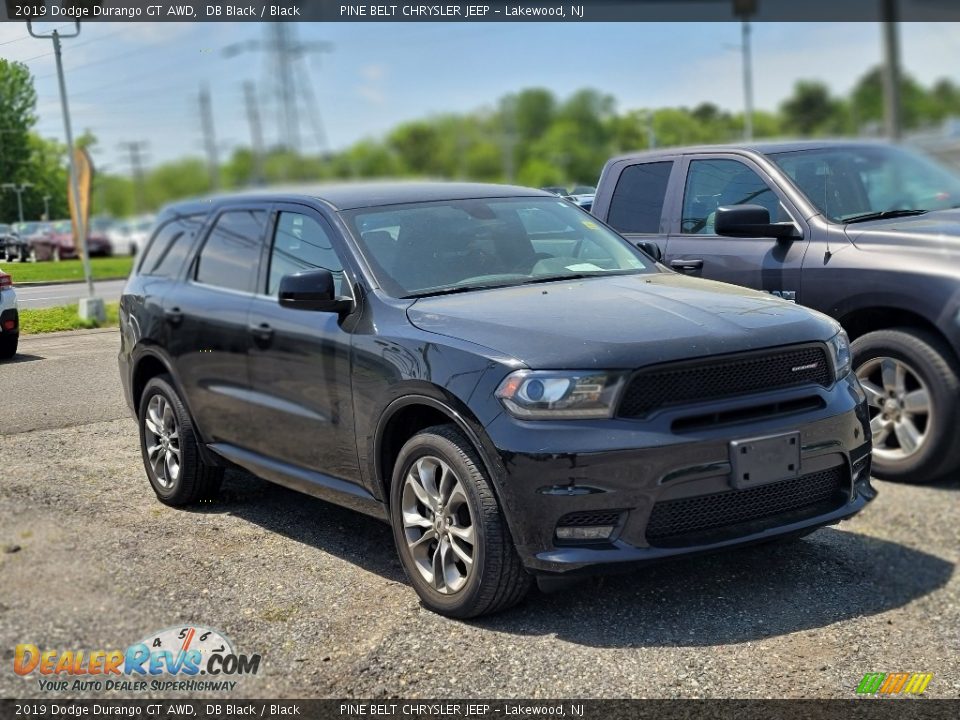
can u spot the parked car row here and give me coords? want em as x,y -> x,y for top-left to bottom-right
0,215 -> 157,262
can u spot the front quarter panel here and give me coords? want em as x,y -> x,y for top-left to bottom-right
351,291 -> 522,497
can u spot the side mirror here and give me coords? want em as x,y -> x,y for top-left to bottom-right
635,240 -> 663,262
715,204 -> 798,240
278,269 -> 353,313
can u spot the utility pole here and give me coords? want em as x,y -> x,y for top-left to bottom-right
198,84 -> 220,191
882,0 -> 903,140
2,182 -> 32,223
27,21 -> 99,318
243,81 -> 266,186
223,27 -> 333,152
118,141 -> 149,214
740,19 -> 754,141
501,97 -> 517,184
732,0 -> 757,141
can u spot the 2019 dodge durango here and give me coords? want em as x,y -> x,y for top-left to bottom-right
118,183 -> 874,617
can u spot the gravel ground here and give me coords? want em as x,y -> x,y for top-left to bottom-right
1,330 -> 958,699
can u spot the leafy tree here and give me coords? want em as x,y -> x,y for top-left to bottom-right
0,59 -> 38,223
780,81 -> 842,135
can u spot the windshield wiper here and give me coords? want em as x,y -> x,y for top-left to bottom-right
520,273 -> 598,285
403,283 -> 516,299
843,209 -> 928,224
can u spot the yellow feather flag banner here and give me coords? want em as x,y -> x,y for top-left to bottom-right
68,147 -> 95,256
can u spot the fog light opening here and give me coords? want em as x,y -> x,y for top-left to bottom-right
555,525 -> 615,541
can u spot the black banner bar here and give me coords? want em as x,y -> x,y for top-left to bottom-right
2,700 -> 960,720
3,0 -> 960,23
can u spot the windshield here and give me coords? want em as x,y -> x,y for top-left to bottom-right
343,196 -> 653,298
769,145 -> 960,223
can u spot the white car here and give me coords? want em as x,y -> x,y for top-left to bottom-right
108,215 -> 155,256
0,270 -> 19,359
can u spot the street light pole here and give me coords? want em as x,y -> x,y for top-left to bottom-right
28,21 -> 100,318
1,183 -> 32,223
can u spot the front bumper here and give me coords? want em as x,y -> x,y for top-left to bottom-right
482,374 -> 874,575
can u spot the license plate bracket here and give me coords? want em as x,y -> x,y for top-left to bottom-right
729,432 -> 800,489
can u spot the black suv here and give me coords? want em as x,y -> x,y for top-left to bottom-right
119,183 -> 873,618
594,141 -> 960,483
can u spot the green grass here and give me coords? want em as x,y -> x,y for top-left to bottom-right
19,302 -> 120,335
0,256 -> 133,284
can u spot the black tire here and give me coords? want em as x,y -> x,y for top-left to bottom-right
0,333 -> 17,360
389,424 -> 532,618
138,375 -> 223,506
852,327 -> 960,483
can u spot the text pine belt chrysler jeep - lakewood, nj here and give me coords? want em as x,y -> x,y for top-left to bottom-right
118,182 -> 873,618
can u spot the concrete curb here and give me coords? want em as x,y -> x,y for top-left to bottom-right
20,326 -> 120,341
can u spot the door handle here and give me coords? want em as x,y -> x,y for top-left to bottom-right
248,322 -> 274,343
164,307 -> 183,325
670,259 -> 704,273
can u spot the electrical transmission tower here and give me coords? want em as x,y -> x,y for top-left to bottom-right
223,25 -> 333,153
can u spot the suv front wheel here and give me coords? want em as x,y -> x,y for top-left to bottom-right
853,327 -> 960,483
389,424 -> 532,618
138,375 -> 223,506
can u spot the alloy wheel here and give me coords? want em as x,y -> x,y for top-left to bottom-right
144,394 -> 182,488
857,356 -> 932,461
401,455 -> 476,594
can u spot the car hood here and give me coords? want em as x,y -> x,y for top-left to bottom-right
406,273 -> 838,369
844,209 -> 960,250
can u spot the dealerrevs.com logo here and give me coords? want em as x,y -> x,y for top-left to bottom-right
13,626 -> 261,693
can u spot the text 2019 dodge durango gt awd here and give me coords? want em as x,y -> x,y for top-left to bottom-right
118,183 -> 874,618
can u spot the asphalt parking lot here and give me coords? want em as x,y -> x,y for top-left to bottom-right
1,329 -> 958,699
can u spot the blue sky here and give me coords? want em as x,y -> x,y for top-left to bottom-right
1,21 -> 959,174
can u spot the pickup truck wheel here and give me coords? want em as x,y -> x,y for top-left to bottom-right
389,424 -> 532,618
853,328 -> 960,483
138,375 -> 223,506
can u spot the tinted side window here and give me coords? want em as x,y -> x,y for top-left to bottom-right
138,216 -> 204,278
267,212 -> 344,296
681,159 -> 781,234
195,210 -> 267,292
606,161 -> 673,233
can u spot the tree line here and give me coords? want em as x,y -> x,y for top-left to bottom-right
3,57 -> 960,223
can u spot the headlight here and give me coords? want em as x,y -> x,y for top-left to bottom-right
495,370 -> 625,419
827,330 -> 851,380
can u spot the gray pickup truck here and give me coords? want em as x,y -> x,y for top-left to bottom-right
592,140 -> 960,483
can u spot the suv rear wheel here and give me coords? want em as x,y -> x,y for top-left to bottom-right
853,328 -> 960,483
389,424 -> 532,618
138,375 -> 223,506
